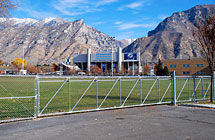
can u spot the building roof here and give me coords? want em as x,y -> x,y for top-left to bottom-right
73,54 -> 87,63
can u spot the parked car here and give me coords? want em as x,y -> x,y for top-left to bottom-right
78,72 -> 86,76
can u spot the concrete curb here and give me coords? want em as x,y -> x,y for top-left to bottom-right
180,104 -> 215,109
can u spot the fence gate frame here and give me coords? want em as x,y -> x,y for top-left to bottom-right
0,75 -> 36,123
35,74 -> 212,117
36,75 -> 175,117
0,73 -> 213,123
175,75 -> 211,103
37,78 -> 69,116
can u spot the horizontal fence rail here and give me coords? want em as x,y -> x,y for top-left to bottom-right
0,74 -> 213,123
0,75 -> 36,123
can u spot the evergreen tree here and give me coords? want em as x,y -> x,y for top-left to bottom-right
163,66 -> 170,76
156,59 -> 163,76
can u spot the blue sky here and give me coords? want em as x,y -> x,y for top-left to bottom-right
11,0 -> 215,40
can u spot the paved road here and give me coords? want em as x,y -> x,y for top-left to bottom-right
0,105 -> 215,140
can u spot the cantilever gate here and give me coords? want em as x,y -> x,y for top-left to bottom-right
175,76 -> 211,102
0,75 -> 212,122
36,75 -> 211,117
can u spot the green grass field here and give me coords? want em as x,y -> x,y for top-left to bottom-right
0,76 -> 211,121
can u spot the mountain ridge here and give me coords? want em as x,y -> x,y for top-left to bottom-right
0,18 -> 126,64
1,4 -> 213,65
123,4 -> 215,62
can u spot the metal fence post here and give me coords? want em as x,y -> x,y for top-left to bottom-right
158,77 -> 160,102
140,77 -> 142,104
96,78 -> 98,109
119,77 -> 122,106
34,75 -> 40,118
213,71 -> 215,101
37,76 -> 40,115
188,78 -> 191,100
69,77 -> 71,112
201,77 -> 204,99
34,76 -> 38,118
173,71 -> 176,106
193,77 -> 196,102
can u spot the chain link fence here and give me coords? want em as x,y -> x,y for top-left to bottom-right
0,75 -> 36,123
37,75 -> 212,117
0,74 -> 213,122
176,76 -> 211,102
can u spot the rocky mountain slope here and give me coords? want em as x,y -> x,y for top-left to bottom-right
123,5 -> 215,62
120,39 -> 136,49
0,18 -> 123,64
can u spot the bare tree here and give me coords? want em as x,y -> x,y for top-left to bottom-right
143,65 -> 150,75
0,0 -> 16,17
193,16 -> 215,102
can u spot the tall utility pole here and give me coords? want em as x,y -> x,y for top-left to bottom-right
132,43 -> 134,76
112,45 -> 113,77
213,72 -> 215,101
132,57 -> 134,75
22,45 -> 24,70
110,37 -> 115,77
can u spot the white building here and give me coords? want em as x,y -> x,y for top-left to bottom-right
73,48 -> 141,75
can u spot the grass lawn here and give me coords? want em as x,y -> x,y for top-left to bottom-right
0,76 -> 35,120
0,76 -> 211,121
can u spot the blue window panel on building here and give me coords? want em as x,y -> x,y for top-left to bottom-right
91,53 -> 117,62
196,64 -> 204,67
170,64 -> 176,68
96,53 -> 112,60
183,71 -> 190,75
196,71 -> 204,75
183,64 -> 190,68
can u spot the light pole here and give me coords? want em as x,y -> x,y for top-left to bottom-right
110,37 -> 115,77
22,45 -> 25,71
133,57 -> 134,76
112,45 -> 113,77
132,45 -> 135,76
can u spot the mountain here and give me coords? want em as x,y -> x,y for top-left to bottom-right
123,5 -> 215,62
120,39 -> 136,48
0,18 -> 123,64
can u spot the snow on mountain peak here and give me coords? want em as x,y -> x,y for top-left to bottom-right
37,17 -> 67,26
14,18 -> 38,24
0,18 -> 38,26
121,39 -> 136,44
119,39 -> 136,48
41,17 -> 57,24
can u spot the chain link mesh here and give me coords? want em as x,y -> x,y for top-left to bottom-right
0,75 -> 212,122
0,76 -> 35,122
